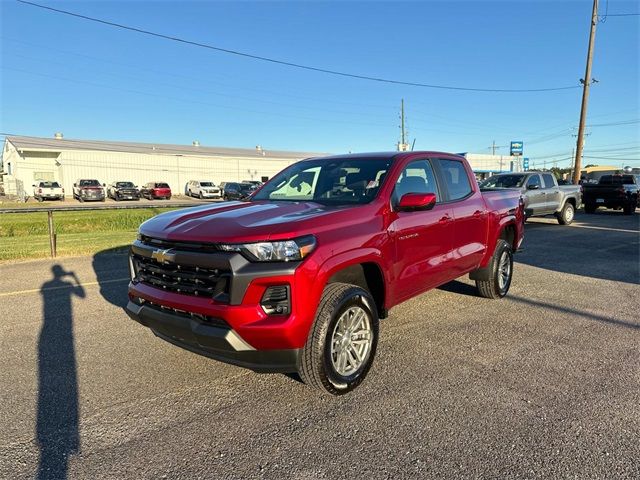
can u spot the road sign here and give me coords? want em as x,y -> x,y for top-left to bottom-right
523,157 -> 530,170
510,141 -> 523,156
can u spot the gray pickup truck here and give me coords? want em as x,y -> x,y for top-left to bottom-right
480,172 -> 582,225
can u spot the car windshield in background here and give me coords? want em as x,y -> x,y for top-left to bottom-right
200,182 -> 214,187
239,184 -> 255,192
480,174 -> 526,189
251,157 -> 393,205
116,182 -> 135,188
41,182 -> 60,188
156,183 -> 170,188
80,180 -> 100,187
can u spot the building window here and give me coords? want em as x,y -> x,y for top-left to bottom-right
6,163 -> 11,176
34,171 -> 55,181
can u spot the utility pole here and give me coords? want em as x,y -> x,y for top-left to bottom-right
492,140 -> 497,155
572,0 -> 599,185
397,99 -> 409,151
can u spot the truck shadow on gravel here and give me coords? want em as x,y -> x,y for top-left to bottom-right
92,247 -> 130,308
517,212 -> 639,284
37,265 -> 85,480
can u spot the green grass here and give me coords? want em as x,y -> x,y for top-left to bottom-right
0,208 -> 178,261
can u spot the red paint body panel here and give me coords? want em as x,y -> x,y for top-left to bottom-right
130,152 -> 524,352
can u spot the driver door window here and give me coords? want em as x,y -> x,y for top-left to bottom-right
392,159 -> 439,206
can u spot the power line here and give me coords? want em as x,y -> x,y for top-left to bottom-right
16,0 -> 582,93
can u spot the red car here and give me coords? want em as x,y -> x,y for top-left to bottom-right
126,152 -> 524,394
141,182 -> 172,200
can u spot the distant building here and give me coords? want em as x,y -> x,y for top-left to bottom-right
0,135 -> 325,197
458,153 -> 521,180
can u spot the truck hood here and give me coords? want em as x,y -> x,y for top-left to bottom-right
139,200 -> 354,243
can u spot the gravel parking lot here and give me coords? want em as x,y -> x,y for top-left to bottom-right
0,211 -> 638,479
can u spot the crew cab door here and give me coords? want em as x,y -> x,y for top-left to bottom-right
541,173 -> 561,213
434,158 -> 488,275
387,159 -> 453,301
524,174 -> 545,215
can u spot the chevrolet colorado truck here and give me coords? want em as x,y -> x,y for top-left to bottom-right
480,171 -> 581,224
582,174 -> 640,215
126,152 -> 525,394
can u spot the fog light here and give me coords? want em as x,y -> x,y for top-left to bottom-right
261,285 -> 290,315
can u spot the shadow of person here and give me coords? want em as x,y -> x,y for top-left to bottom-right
37,265 -> 85,480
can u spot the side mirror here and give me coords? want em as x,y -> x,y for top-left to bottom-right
73,183 -> 77,187
32,184 -> 36,187
527,184 -> 540,190
397,192 -> 437,211
102,183 -> 106,187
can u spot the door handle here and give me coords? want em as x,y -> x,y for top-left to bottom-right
473,210 -> 484,217
439,215 -> 452,223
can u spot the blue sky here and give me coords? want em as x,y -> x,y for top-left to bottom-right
1,0 -> 638,168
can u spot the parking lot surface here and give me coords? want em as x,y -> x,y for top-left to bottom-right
0,211 -> 638,479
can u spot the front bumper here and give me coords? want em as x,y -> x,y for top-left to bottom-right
127,239 -> 319,369
125,301 -> 300,372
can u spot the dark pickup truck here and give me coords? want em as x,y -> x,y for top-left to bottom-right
583,174 -> 640,215
126,152 -> 524,394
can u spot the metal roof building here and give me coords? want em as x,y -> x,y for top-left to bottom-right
0,134 -> 325,197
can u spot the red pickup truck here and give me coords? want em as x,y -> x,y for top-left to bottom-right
126,152 -> 524,394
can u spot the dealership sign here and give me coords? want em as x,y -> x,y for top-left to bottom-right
510,141 -> 523,156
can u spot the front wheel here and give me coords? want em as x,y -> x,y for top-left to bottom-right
475,239 -> 513,299
556,202 -> 575,225
298,283 -> 379,395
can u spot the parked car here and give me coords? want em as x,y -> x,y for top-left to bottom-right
126,152 -> 525,394
141,182 -> 172,200
32,181 -> 64,201
108,181 -> 140,201
73,179 -> 105,202
242,180 -> 263,188
220,182 -> 255,201
582,174 -> 640,215
480,171 -> 582,225
187,180 -> 222,199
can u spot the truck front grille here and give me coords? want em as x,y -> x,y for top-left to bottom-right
133,254 -> 230,301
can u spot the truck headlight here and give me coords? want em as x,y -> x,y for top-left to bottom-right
219,235 -> 316,262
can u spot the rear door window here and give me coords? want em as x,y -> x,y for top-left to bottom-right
542,174 -> 556,189
436,159 -> 473,201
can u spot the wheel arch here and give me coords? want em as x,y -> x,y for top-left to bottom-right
327,262 -> 387,318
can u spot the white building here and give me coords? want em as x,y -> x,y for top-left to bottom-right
0,134 -> 325,196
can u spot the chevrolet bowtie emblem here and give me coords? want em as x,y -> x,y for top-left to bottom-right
151,248 -> 173,263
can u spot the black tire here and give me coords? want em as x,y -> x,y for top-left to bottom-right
475,239 -> 513,299
79,196 -> 84,203
623,203 -> 635,215
584,203 -> 596,214
556,202 -> 575,225
36,196 -> 43,202
223,194 -> 228,201
199,192 -> 203,199
298,283 -> 379,395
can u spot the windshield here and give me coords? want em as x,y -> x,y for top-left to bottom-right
480,174 -> 525,189
239,184 -> 255,192
80,180 -> 100,187
116,182 -> 135,188
200,182 -> 214,187
252,157 -> 393,205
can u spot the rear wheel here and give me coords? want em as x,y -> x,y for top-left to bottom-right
623,203 -> 635,215
475,240 -> 513,299
298,283 -> 378,395
584,203 -> 597,214
556,202 -> 575,225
